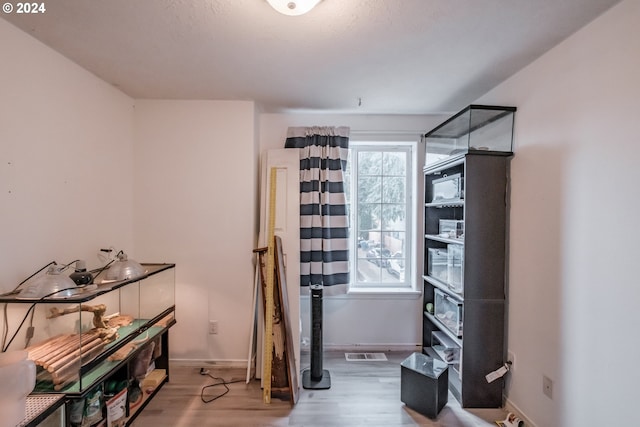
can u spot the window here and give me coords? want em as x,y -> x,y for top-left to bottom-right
345,142 -> 415,290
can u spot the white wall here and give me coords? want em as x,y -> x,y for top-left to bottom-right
133,100 -> 258,362
0,18 -> 135,290
260,113 -> 447,349
0,16 -> 266,363
476,1 -> 640,425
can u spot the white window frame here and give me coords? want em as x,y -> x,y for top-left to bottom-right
346,140 -> 418,294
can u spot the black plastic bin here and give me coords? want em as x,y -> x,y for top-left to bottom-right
400,352 -> 448,418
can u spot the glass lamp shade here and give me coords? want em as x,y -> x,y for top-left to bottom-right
267,0 -> 321,16
17,266 -> 79,299
105,253 -> 146,281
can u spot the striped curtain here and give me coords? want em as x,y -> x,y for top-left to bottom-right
285,126 -> 350,295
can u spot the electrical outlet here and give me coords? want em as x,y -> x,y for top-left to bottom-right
507,350 -> 515,371
542,375 -> 553,399
209,320 -> 218,335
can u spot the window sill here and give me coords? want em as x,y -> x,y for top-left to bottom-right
346,287 -> 422,299
299,287 -> 422,300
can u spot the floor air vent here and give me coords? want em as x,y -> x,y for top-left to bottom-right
345,352 -> 388,361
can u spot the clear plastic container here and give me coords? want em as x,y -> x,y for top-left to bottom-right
434,289 -> 463,337
0,350 -> 36,427
428,248 -> 448,283
431,173 -> 463,202
439,220 -> 464,239
447,244 -> 464,293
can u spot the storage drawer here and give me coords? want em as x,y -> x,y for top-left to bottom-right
447,244 -> 464,293
439,219 -> 464,239
431,173 -> 463,202
434,289 -> 463,337
427,248 -> 448,283
431,331 -> 460,365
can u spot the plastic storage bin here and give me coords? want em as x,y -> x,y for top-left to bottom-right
447,244 -> 464,293
434,289 -> 463,337
427,248 -> 448,283
400,353 -> 448,419
431,173 -> 463,202
431,331 -> 460,365
439,220 -> 464,239
0,350 -> 36,427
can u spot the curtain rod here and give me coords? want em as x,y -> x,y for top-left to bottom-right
350,130 -> 423,135
349,130 -> 425,143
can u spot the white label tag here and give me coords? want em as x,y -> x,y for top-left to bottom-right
485,364 -> 510,383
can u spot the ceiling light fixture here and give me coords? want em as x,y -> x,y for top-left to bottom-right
267,0 -> 321,16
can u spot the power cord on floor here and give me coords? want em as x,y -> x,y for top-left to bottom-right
199,368 -> 245,404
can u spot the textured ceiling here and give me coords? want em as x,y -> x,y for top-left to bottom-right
2,0 -> 620,114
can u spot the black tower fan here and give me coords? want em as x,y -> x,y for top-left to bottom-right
302,284 -> 331,389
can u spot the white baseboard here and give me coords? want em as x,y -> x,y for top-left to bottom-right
304,344 -> 421,353
172,346 -> 419,369
504,398 -> 537,427
170,358 -> 247,369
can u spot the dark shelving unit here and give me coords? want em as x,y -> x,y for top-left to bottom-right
422,105 -> 515,408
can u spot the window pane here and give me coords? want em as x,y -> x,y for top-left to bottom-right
382,176 -> 405,203
382,231 -> 405,256
358,203 -> 380,232
357,249 -> 383,283
358,176 -> 381,203
383,152 -> 406,176
382,232 -> 405,283
358,151 -> 382,175
381,205 -> 405,231
386,251 -> 405,283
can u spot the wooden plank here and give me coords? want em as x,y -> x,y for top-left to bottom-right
262,168 -> 278,403
266,249 -> 289,391
255,247 -> 288,398
275,235 -> 300,405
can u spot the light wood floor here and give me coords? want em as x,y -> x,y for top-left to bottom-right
132,351 -> 508,427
